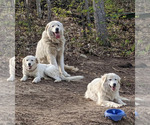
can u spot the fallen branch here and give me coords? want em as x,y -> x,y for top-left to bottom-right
112,66 -> 127,74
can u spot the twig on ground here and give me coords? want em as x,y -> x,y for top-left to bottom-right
112,66 -> 127,74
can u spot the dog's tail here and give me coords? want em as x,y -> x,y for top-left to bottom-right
61,75 -> 84,82
119,96 -> 129,101
64,65 -> 79,72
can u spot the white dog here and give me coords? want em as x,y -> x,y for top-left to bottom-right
20,55 -> 84,83
36,20 -> 76,77
85,73 -> 128,108
7,56 -> 15,82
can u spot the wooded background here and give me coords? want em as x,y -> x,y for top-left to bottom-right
14,0 -> 134,57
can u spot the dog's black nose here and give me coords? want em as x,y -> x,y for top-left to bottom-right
113,83 -> 116,87
28,63 -> 31,66
55,28 -> 59,33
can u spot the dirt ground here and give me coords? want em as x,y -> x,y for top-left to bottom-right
15,55 -> 135,125
0,1 -> 136,125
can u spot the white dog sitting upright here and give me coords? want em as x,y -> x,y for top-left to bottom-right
85,73 -> 128,108
20,55 -> 84,83
36,21 -> 72,77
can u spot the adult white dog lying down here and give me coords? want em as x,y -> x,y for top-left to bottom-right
36,20 -> 78,77
7,56 -> 15,82
85,73 -> 128,108
20,55 -> 84,83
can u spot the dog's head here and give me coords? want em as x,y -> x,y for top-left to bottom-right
101,73 -> 121,92
23,55 -> 38,70
45,20 -> 64,39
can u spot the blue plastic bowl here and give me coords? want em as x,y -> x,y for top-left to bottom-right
104,109 -> 126,121
135,111 -> 138,117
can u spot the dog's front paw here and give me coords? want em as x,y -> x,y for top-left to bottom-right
63,71 -> 70,77
7,77 -> 15,82
120,97 -> 129,101
112,104 -> 123,108
118,99 -> 127,106
32,78 -> 40,83
122,102 -> 127,106
54,79 -> 61,82
20,77 -> 27,82
53,76 -> 62,82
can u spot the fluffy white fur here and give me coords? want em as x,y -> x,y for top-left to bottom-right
20,55 -> 84,83
36,20 -> 77,77
7,56 -> 15,82
85,73 -> 128,108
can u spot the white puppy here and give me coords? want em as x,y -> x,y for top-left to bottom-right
7,57 -> 15,82
85,73 -> 128,108
36,20 -> 72,77
20,55 -> 84,83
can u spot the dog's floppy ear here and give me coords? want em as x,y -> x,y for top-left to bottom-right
22,57 -> 26,66
117,75 -> 121,83
45,24 -> 49,31
60,22 -> 64,31
36,58 -> 38,64
101,74 -> 107,85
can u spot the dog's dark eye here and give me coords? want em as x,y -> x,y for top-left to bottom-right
26,59 -> 28,61
52,25 -> 54,27
31,60 -> 33,61
109,79 -> 112,81
58,25 -> 59,26
115,79 -> 117,80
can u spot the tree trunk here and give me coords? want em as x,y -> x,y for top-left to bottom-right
81,0 -> 86,37
25,0 -> 31,31
93,0 -> 110,46
84,0 -> 91,32
36,0 -> 42,18
47,0 -> 52,22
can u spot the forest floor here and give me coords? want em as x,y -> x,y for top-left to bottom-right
15,54 -> 135,125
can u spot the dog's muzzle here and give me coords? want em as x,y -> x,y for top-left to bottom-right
28,63 -> 32,69
56,28 -> 59,33
54,28 -> 60,39
109,83 -> 116,91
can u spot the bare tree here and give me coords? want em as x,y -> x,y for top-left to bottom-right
85,0 -> 91,32
81,0 -> 86,37
25,0 -> 31,31
47,0 -> 52,22
36,0 -> 42,18
93,0 -> 110,46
